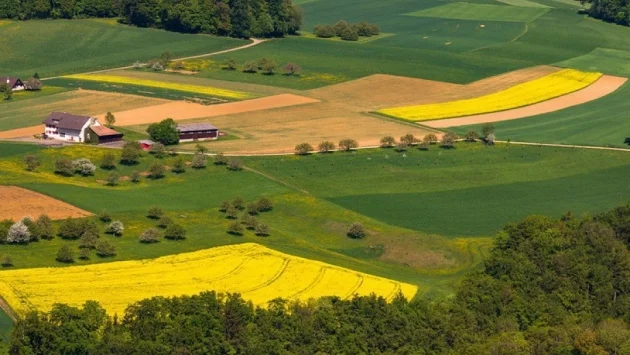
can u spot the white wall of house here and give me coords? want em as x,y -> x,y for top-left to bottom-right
45,118 -> 101,142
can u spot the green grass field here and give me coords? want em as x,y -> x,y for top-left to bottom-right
405,3 -> 549,22
556,47 -> 630,77
0,308 -> 11,344
451,83 -> 630,148
0,19 -> 245,79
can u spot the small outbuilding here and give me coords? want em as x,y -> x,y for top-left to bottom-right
86,126 -> 124,145
177,123 -> 219,142
139,140 -> 155,150
2,77 -> 25,91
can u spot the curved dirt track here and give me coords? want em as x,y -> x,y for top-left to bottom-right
422,75 -> 627,128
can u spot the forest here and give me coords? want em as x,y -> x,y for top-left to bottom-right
6,205 -> 630,354
0,0 -> 302,38
587,0 -> 630,25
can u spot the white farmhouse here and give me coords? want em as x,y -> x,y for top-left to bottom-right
2,77 -> 25,91
42,112 -> 102,142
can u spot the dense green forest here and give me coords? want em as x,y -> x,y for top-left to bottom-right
588,0 -> 630,25
6,205 -> 630,354
0,0 -> 302,38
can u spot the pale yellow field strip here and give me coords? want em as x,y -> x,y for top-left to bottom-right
95,94 -> 320,126
0,243 -> 418,316
424,75 -> 627,128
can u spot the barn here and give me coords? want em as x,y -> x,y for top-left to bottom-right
139,140 -> 155,150
86,126 -> 124,145
177,123 -> 219,142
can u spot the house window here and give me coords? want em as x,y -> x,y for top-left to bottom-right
60,133 -> 65,138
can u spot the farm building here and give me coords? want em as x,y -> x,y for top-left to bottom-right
86,125 -> 124,144
177,123 -> 219,142
2,77 -> 25,91
139,140 -> 155,150
43,112 -> 101,143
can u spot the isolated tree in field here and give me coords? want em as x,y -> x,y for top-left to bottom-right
440,132 -> 458,149
120,141 -> 142,165
347,222 -> 366,239
482,123 -> 495,138
295,143 -> 313,155
159,51 -> 174,66
1,255 -> 13,267
242,214 -> 258,230
78,248 -> 90,260
100,152 -> 116,170
7,220 -> 30,244
24,154 -> 41,172
340,26 -> 359,41
227,222 -> 244,235
131,171 -> 141,183
255,223 -> 270,236
139,228 -> 161,243
233,197 -> 245,210
214,152 -> 228,165
21,217 -> 35,241
224,59 -> 237,70
423,133 -> 438,145
333,20 -> 350,36
257,197 -> 273,212
486,132 -> 496,146
400,134 -> 416,146
165,223 -> 186,240
191,153 -> 207,169
338,139 -> 358,152
464,130 -> 480,142
96,241 -> 116,257
261,61 -> 276,75
106,172 -> 119,186
73,158 -> 96,176
55,158 -> 74,176
56,245 -> 74,263
283,63 -> 301,76
219,200 -> 232,212
380,136 -> 396,148
227,158 -> 243,171
106,221 -> 124,236
195,144 -> 208,154
148,162 -> 166,179
34,215 -> 53,240
395,142 -> 408,152
247,202 -> 260,215
147,206 -> 164,219
1,84 -> 13,101
157,217 -> 173,229
243,61 -> 258,73
105,112 -> 116,127
172,157 -> 186,173
149,142 -> 166,158
33,72 -> 40,79
79,232 -> 98,249
226,206 -> 239,219
98,210 -> 112,223
313,24 -> 335,38
318,141 -> 335,153
24,78 -> 42,91
147,118 -> 179,145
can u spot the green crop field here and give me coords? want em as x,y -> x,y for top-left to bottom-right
556,48 -> 630,77
0,309 -> 11,344
405,3 -> 549,22
0,19 -> 244,79
451,83 -> 630,148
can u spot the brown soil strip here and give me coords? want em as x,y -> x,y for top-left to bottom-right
0,186 -> 92,221
0,125 -> 44,139
423,75 -> 627,128
95,94 -> 320,126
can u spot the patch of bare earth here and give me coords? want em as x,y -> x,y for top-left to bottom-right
0,186 -> 92,220
0,125 -> 45,139
424,75 -> 628,128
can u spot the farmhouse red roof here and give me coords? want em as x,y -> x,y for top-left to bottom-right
90,126 -> 123,137
42,112 -> 93,131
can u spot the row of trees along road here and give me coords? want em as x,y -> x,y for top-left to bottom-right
7,204 -> 630,353
0,0 -> 303,38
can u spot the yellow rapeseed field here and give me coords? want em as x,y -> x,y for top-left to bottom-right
378,69 -> 602,121
0,243 -> 418,316
63,74 -> 253,100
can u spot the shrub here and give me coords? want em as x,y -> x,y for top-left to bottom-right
241,215 -> 258,230
0,220 -> 12,244
33,215 -> 54,240
482,123 -> 495,138
130,171 -> 141,183
120,141 -> 142,165
340,26 -> 359,41
318,141 -> 335,153
295,143 -> 313,155
224,59 -> 237,70
255,223 -> 270,236
333,20 -> 350,36
355,21 -> 374,36
100,152 -> 116,169
400,134 -> 416,146
395,142 -> 408,152
1,255 -> 13,267
226,206 -> 239,219
149,142 -> 166,158
147,206 -> 164,219
261,60 -> 276,75
73,158 -> 96,176
151,62 -> 165,71
243,61 -> 258,73
164,224 -> 186,240
54,158 -> 74,176
191,153 -> 207,169
486,132 -> 496,146
464,130 -> 480,142
147,118 -> 179,145
106,221 -> 124,236
157,217 -> 173,229
95,241 -> 116,257
283,63 -> 301,76
58,218 -> 98,240
347,222 -> 366,239
338,139 -> 358,151
139,228 -> 161,243
195,144 -> 208,154
214,152 -> 228,165
422,133 -> 438,148
440,132 -> 458,149
79,232 -> 98,249
247,202 -> 260,215
78,248 -> 90,260
24,154 -> 41,172
367,23 -> 380,36
56,245 -> 75,263
219,201 -> 232,212
98,210 -> 112,223
227,159 -> 243,171
172,157 -> 186,173
380,136 -> 396,148
227,222 -> 244,235
313,24 -> 335,38
7,220 -> 30,244
233,197 -> 245,210
106,172 -> 119,186
148,162 -> 166,179
257,197 -> 273,212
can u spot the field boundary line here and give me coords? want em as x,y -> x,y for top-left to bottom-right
0,295 -> 18,322
364,112 -> 444,134
41,38 -> 267,80
468,23 -> 529,53
241,165 -> 312,194
496,140 -> 630,152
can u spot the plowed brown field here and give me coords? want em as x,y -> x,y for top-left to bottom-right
0,186 -> 92,220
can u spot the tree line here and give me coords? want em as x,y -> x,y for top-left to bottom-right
6,204 -> 630,353
0,0 -> 302,38
586,0 -> 630,26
